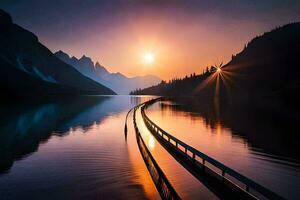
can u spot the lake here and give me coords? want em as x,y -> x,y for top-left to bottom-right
0,96 -> 299,199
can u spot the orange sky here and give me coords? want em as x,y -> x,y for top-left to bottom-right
4,1 -> 299,80
54,15 -> 265,80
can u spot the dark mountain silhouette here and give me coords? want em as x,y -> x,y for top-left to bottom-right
0,9 -> 115,97
223,22 -> 300,101
132,22 -> 300,105
55,50 -> 161,94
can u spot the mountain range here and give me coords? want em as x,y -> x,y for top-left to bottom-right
55,50 -> 161,94
0,9 -> 115,98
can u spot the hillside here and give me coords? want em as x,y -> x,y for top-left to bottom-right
132,23 -> 300,103
223,22 -> 300,99
0,9 -> 115,97
130,72 -> 213,96
55,50 -> 161,94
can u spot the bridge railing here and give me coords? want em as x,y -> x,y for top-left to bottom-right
133,105 -> 181,200
141,99 -> 284,200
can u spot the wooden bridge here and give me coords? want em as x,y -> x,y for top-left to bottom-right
128,98 -> 285,200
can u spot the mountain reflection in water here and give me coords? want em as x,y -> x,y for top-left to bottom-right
145,97 -> 300,199
0,97 -> 107,173
0,95 -> 299,200
0,96 -> 159,200
158,97 -> 300,160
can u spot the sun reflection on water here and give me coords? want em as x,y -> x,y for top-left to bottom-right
148,135 -> 155,150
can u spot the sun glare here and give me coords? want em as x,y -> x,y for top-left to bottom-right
143,52 -> 155,64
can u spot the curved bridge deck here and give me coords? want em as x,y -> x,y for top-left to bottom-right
132,105 -> 181,200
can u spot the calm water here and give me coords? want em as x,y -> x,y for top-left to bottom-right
0,96 -> 159,200
0,96 -> 299,199
145,99 -> 300,200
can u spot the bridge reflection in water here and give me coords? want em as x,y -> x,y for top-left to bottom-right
129,98 -> 285,200
133,105 -> 181,200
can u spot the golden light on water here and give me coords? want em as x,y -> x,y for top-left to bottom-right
148,135 -> 155,150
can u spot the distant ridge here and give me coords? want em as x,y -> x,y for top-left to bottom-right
0,9 -> 116,97
55,50 -> 161,94
223,22 -> 300,97
131,22 -> 300,104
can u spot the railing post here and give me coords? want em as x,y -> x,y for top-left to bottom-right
192,153 -> 196,162
222,170 -> 225,182
246,185 -> 249,192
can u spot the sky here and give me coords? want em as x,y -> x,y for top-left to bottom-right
1,0 -> 300,79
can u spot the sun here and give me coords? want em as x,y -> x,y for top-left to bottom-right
143,52 -> 155,64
